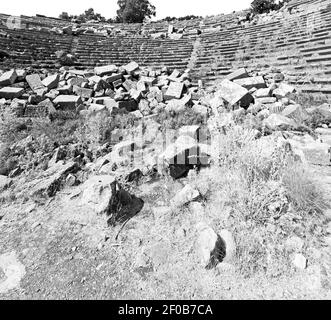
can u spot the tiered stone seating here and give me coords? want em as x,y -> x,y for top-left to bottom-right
0,26 -> 73,69
0,0 -> 330,100
72,34 -> 196,70
190,0 -> 331,100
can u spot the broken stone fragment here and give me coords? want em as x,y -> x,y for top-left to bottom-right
16,69 -> 26,81
26,74 -> 45,92
0,87 -> 24,99
0,175 -> 10,191
79,175 -> 116,215
158,136 -> 210,179
67,77 -> 86,87
118,99 -> 138,112
281,104 -> 309,122
216,79 -> 253,108
140,76 -> 157,86
292,253 -> 307,270
285,236 -> 304,252
164,82 -> 184,100
255,97 -> 277,105
0,69 -> 17,87
53,95 -> 82,110
42,74 -> 59,89
254,87 -> 271,98
171,184 -> 200,207
233,76 -> 266,90
25,99 -> 55,117
73,85 -> 93,99
219,230 -> 236,263
106,181 -> 144,227
263,114 -> 297,130
122,79 -> 137,92
28,161 -> 78,199
225,68 -> 248,81
123,61 -> 139,74
94,65 -> 118,76
196,223 -> 226,269
139,99 -> 151,116
273,83 -> 295,99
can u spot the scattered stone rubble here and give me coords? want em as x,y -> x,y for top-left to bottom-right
1,61 -> 331,270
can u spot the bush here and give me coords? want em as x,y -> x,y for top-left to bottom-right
281,162 -> 327,214
117,0 -> 156,23
189,124 -> 326,277
155,107 -> 207,130
250,0 -> 286,14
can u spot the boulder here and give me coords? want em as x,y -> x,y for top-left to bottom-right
287,134 -> 330,166
164,82 -> 184,100
255,97 -> 277,105
123,61 -> 139,74
94,65 -> 117,76
106,182 -> 144,227
285,236 -> 304,252
254,87 -> 271,98
0,87 -> 24,99
73,86 -> 93,99
225,68 -> 248,81
281,104 -> 309,122
53,95 -> 82,110
26,74 -> 45,92
219,230 -> 236,263
292,253 -> 307,270
79,175 -> 116,215
0,69 -> 17,87
42,74 -> 59,89
118,99 -> 138,112
0,175 -> 10,190
273,83 -> 295,99
216,79 -> 254,108
88,104 -> 109,116
171,184 -> 200,207
233,76 -> 267,90
28,161 -> 78,198
263,114 -> 297,130
196,223 -> 226,269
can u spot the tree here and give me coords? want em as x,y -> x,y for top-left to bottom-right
117,0 -> 156,23
251,0 -> 291,14
250,0 -> 277,14
59,8 -> 106,23
59,12 -> 70,20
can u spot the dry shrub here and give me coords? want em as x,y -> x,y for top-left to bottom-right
281,162 -> 327,214
190,123 -> 326,277
0,110 -> 29,145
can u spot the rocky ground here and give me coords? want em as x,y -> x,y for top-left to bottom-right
0,63 -> 331,299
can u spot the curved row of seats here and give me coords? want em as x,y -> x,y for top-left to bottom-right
0,0 -> 330,101
190,0 -> 331,100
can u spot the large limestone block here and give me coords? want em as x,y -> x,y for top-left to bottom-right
42,74 -> 59,89
164,82 -> 184,100
0,70 -> 17,87
225,68 -> 248,81
216,79 -> 253,107
233,76 -> 267,90
94,65 -> 118,76
53,95 -> 82,109
26,74 -> 45,92
0,87 -> 24,99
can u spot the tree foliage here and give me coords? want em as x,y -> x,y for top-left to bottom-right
59,8 -> 112,23
161,15 -> 202,22
117,0 -> 156,23
250,0 -> 290,15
